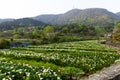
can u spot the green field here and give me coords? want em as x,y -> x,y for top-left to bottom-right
0,40 -> 119,80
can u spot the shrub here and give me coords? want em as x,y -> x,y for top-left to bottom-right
29,39 -> 45,45
0,39 -> 10,49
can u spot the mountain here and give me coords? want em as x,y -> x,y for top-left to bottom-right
33,8 -> 120,26
0,18 -> 14,23
0,18 -> 46,31
0,8 -> 120,31
116,12 -> 120,16
33,14 -> 60,25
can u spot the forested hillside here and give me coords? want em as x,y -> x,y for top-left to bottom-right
0,8 -> 120,32
116,12 -> 120,16
0,19 -> 14,23
0,18 -> 46,31
33,8 -> 120,27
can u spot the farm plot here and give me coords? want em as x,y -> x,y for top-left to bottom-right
0,40 -> 119,80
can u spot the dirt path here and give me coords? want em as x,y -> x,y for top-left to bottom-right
80,45 -> 120,80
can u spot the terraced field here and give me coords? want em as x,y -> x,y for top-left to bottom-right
0,40 -> 119,80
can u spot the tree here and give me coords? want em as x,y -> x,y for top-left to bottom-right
112,22 -> 120,42
0,39 -> 10,49
61,26 -> 69,33
113,23 -> 120,33
13,34 -> 21,39
41,26 -> 56,42
32,28 -> 39,38
94,26 -> 105,36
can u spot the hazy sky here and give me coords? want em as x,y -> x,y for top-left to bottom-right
0,0 -> 119,19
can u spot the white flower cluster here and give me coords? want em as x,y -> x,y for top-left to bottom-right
0,60 -> 61,80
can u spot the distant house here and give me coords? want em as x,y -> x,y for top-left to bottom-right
104,33 -> 112,39
10,42 -> 30,47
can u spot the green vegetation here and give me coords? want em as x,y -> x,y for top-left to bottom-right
0,40 -> 119,79
0,23 -> 107,44
0,18 -> 46,31
34,8 -> 118,28
0,8 -> 120,80
112,22 -> 120,42
0,8 -> 118,44
0,39 -> 10,49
